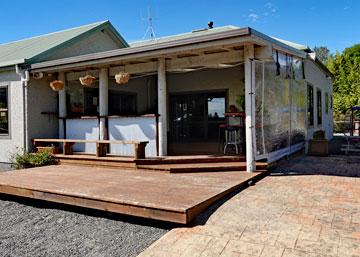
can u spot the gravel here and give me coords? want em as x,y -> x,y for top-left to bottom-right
0,196 -> 170,257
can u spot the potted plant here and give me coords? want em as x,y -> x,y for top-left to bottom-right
308,130 -> 328,156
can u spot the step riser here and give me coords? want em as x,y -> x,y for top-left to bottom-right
136,158 -> 246,165
138,165 -> 268,173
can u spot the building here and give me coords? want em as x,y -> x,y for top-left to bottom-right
0,21 -> 333,171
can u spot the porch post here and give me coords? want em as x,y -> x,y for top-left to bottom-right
58,72 -> 67,139
99,68 -> 108,140
158,58 -> 168,156
244,45 -> 256,172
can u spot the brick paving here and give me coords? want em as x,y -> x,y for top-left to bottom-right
138,156 -> 360,257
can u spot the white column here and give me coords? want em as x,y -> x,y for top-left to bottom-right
244,45 -> 256,172
58,72 -> 67,139
158,58 -> 168,156
99,68 -> 109,140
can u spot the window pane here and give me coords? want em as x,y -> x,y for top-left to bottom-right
317,90 -> 322,125
325,93 -> 329,114
307,84 -> 314,126
0,88 -> 7,109
208,97 -> 225,119
0,110 -> 8,134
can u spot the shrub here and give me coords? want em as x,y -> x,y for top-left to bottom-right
313,130 -> 326,140
11,149 -> 56,169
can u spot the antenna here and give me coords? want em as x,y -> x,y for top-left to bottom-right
142,7 -> 156,40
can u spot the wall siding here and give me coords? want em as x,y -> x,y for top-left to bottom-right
0,73 -> 25,163
304,59 -> 333,140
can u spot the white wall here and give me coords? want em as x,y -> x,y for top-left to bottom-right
0,72 -> 25,163
27,77 -> 59,151
108,117 -> 157,157
66,118 -> 99,152
305,59 -> 333,140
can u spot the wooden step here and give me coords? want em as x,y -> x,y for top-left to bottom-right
135,155 -> 246,165
56,154 -> 136,168
137,162 -> 267,173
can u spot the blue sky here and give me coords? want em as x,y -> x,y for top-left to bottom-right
0,0 -> 359,53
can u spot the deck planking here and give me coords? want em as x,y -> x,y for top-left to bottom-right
0,165 -> 265,224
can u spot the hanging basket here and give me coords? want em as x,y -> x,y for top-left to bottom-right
79,75 -> 96,87
115,72 -> 130,85
49,80 -> 64,91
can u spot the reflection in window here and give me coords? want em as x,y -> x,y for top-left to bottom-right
317,89 -> 322,125
208,97 -> 225,119
0,87 -> 9,135
307,84 -> 314,126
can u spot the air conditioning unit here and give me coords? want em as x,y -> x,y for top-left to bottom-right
33,72 -> 44,79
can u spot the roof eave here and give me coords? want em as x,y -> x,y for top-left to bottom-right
0,59 -> 25,69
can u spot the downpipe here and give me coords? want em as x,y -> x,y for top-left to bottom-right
15,65 -> 30,153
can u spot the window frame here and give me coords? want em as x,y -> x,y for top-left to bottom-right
325,93 -> 329,114
0,83 -> 10,138
317,88 -> 322,125
307,84 -> 314,126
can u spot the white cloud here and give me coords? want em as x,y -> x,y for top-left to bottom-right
248,13 -> 259,22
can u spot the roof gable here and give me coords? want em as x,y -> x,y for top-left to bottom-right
0,21 -> 128,68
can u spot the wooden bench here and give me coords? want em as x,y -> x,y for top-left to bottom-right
33,139 -> 149,160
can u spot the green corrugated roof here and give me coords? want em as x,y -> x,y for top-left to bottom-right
271,36 -> 311,52
0,20 -> 127,68
129,26 -> 240,47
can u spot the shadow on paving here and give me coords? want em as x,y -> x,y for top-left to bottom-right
271,154 -> 360,178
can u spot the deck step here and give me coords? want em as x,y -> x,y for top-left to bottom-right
135,155 -> 246,165
137,162 -> 267,173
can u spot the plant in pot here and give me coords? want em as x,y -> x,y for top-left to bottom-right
308,130 -> 328,156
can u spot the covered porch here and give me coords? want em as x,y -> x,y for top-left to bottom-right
31,26 -> 308,172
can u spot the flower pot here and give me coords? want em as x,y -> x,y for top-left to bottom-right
308,139 -> 329,156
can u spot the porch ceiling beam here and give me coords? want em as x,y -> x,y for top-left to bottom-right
31,35 -> 263,73
166,50 -> 244,71
108,50 -> 244,76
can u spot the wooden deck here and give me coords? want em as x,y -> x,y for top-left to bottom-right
0,165 -> 266,224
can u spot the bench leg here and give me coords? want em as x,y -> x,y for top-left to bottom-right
96,143 -> 107,157
63,142 -> 74,155
134,143 -> 147,160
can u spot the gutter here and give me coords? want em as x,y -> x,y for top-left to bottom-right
15,65 -> 30,153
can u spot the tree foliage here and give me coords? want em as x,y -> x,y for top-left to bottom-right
313,46 -> 330,65
327,44 -> 360,116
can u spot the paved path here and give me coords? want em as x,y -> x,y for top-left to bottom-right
139,156 -> 360,257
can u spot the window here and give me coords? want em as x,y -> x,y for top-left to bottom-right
317,89 -> 322,125
325,93 -> 329,114
307,84 -> 314,126
0,87 -> 9,135
109,91 -> 137,115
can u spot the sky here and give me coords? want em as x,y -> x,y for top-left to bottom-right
0,0 -> 359,53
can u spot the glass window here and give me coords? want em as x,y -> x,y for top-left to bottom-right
109,91 -> 137,115
307,84 -> 314,126
208,96 -> 225,119
317,89 -> 322,125
0,87 -> 9,135
325,93 -> 329,114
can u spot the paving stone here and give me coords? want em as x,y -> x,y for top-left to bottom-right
139,156 -> 360,257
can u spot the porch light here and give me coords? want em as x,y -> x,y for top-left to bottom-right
49,80 -> 64,91
79,75 -> 97,87
115,72 -> 130,85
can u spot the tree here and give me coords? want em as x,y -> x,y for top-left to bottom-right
327,44 -> 360,116
313,46 -> 330,65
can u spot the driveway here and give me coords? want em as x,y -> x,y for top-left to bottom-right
139,155 -> 360,257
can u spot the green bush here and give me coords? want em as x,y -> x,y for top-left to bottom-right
11,149 -> 56,169
313,130 -> 326,140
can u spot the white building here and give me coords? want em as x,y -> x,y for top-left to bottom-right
0,21 -> 333,171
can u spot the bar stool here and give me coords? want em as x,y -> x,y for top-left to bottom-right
224,126 -> 241,154
223,112 -> 244,155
